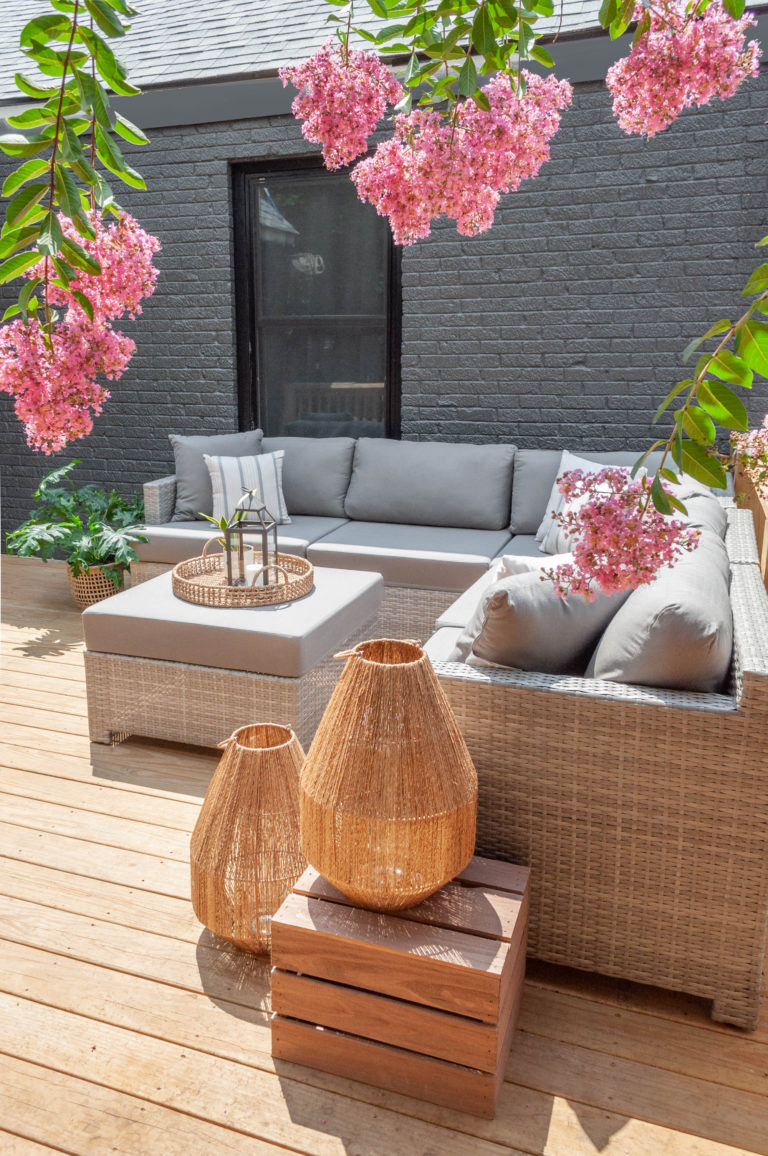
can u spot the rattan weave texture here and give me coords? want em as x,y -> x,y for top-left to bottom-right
172,550 -> 313,608
68,566 -> 121,609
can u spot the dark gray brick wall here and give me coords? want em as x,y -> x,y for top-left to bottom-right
1,72 -> 766,530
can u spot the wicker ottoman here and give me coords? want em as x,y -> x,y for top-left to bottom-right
82,567 -> 383,749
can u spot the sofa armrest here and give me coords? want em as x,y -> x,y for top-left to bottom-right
143,476 -> 176,525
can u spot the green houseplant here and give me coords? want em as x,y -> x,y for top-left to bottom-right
5,459 -> 146,608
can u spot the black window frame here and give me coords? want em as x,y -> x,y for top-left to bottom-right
232,156 -> 402,439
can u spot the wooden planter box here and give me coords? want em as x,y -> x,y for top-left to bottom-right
734,464 -> 768,591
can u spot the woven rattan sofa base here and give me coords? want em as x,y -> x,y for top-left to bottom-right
85,648 -> 352,750
433,509 -> 768,1030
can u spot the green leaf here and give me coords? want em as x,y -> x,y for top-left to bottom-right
738,319 -> 768,378
472,88 -> 491,111
722,0 -> 745,15
71,288 -> 94,320
598,0 -> 617,25
92,170 -> 115,209
37,209 -> 64,256
472,4 -> 496,54
632,9 -> 651,43
366,0 -> 388,14
529,45 -> 554,67
682,318 -> 732,363
610,0 -> 635,38
71,154 -> 99,185
75,66 -> 114,128
19,13 -> 73,49
2,158 -> 50,198
5,182 -> 49,230
85,0 -> 127,37
0,133 -> 52,159
672,438 -> 727,490
705,349 -> 753,389
59,121 -> 85,164
18,275 -> 42,322
51,254 -> 75,284
54,164 -> 83,221
77,27 -> 140,96
457,53 -> 478,95
742,263 -> 768,297
2,303 -> 22,321
697,379 -> 749,431
650,474 -> 673,514
6,107 -> 56,130
61,234 -> 101,274
0,250 -> 43,284
0,225 -> 42,258
653,378 -> 692,423
682,405 -> 716,445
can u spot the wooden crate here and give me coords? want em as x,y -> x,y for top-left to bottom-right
271,855 -> 529,1119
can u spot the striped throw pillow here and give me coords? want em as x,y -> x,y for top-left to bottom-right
203,451 -> 291,525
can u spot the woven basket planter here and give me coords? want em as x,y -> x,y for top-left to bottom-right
300,639 -> 478,912
68,565 -> 123,610
190,723 -> 306,953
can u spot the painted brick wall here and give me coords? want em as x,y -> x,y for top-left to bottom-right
0,72 -> 766,529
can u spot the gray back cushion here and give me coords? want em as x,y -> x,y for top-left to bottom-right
262,436 -> 355,518
449,570 -> 627,673
170,430 -> 263,521
510,449 -> 667,534
344,438 -> 516,529
586,529 -> 733,692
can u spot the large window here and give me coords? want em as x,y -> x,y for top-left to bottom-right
233,161 -> 401,439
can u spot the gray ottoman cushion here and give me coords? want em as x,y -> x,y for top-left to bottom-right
262,436 -> 356,517
449,571 -> 627,674
170,430 -> 263,521
307,521 -> 512,591
83,568 -> 383,679
586,529 -> 733,692
344,438 -> 516,529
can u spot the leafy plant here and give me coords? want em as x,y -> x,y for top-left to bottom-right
5,458 -> 146,587
199,509 -> 247,549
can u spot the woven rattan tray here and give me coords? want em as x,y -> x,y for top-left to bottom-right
172,551 -> 314,608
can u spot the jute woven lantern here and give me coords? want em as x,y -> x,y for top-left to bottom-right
190,723 -> 306,952
300,639 -> 478,912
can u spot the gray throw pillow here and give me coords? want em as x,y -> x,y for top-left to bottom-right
448,570 -> 628,674
170,430 -> 263,521
586,529 -> 733,692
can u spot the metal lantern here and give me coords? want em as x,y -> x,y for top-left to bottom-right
223,487 -> 279,587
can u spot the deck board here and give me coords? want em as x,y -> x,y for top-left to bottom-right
0,554 -> 767,1156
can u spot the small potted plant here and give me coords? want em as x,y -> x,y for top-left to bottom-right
5,460 -> 147,609
199,509 -> 254,582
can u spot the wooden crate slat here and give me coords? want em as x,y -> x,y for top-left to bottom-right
456,855 -> 530,895
271,892 -> 508,1023
293,865 -> 528,942
272,1015 -> 498,1119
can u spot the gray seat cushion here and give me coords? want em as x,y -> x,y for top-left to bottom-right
586,529 -> 733,692
495,534 -> 542,559
262,436 -> 356,518
449,571 -> 628,673
424,627 -> 464,664
170,430 -> 263,521
136,517 -> 348,565
82,568 -> 384,679
510,448 -> 668,534
344,438 -> 516,530
307,522 -> 512,591
436,568 -> 499,629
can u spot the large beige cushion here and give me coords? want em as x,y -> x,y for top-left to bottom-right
135,517 -> 349,565
83,568 -> 383,679
170,430 -> 263,521
307,521 -> 512,591
262,436 -> 356,517
448,571 -> 628,673
586,530 -> 733,692
344,438 -> 516,529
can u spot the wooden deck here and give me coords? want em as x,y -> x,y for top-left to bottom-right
1,553 -> 767,1156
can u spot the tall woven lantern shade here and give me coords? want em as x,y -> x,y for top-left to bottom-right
300,639 -> 478,912
190,723 -> 306,953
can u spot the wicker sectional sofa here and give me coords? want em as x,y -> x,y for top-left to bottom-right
136,434 -> 768,1028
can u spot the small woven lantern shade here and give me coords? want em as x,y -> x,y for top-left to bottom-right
190,723 -> 306,953
300,639 -> 478,912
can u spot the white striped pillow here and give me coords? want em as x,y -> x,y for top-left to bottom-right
203,451 -> 291,525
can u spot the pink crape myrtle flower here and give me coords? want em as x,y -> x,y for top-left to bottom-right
280,40 -> 403,169
351,71 -> 572,245
607,0 -> 760,137
733,414 -> 768,499
543,466 -> 700,600
0,212 -> 160,454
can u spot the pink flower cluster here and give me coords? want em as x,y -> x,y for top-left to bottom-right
543,466 -> 700,600
732,415 -> 768,499
606,0 -> 761,137
280,40 -> 403,169
352,71 -> 573,245
0,212 -> 160,454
